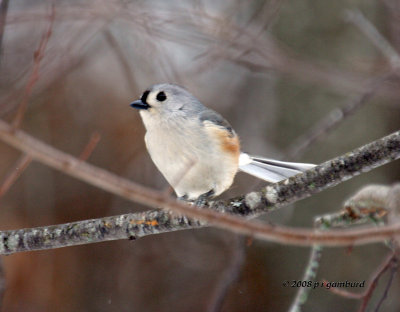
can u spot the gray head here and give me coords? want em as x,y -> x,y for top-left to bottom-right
130,83 -> 206,119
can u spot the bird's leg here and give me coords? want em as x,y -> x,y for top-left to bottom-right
193,189 -> 214,207
178,190 -> 214,207
177,194 -> 189,201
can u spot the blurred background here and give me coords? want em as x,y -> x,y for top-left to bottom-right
0,0 -> 399,311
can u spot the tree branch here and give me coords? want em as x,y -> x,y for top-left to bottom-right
358,253 -> 398,312
345,9 -> 400,70
285,74 -> 390,160
0,209 -> 204,254
12,4 -> 55,129
0,118 -> 399,253
0,154 -> 32,198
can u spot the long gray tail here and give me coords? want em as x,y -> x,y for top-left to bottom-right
238,153 -> 315,183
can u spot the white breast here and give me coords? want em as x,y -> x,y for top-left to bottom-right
141,111 -> 238,200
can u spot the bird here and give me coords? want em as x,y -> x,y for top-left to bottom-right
130,83 -> 315,202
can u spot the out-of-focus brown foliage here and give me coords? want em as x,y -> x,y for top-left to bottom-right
0,0 -> 399,311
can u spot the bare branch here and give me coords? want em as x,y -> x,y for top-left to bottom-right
286,74 -> 390,160
0,117 -> 398,253
289,191 -> 390,312
6,209 -> 400,255
0,117 -> 399,220
102,28 -> 138,90
11,4 -> 55,129
0,210 -> 204,255
79,131 -> 101,161
327,285 -> 364,299
345,9 -> 400,69
0,154 -> 32,198
358,253 -> 398,312
0,0 -> 9,57
0,258 -> 5,310
6,6 -> 400,99
289,244 -> 323,312
373,255 -> 398,312
206,236 -> 245,312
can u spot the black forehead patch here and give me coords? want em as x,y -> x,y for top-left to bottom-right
141,90 -> 150,104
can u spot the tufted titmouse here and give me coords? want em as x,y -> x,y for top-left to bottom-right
130,83 -> 315,201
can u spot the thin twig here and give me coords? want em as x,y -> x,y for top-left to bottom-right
327,284 -> 364,299
2,3 -> 130,118
0,154 -> 32,198
357,253 -> 397,312
289,244 -> 323,312
285,74 -> 390,160
118,7 -> 400,98
344,9 -> 400,69
0,258 -> 5,310
325,253 -> 397,311
12,4 -> 55,130
291,187 -> 393,311
7,6 -> 400,99
0,2 -> 10,300
374,256 -> 398,312
79,131 -> 101,161
206,236 -> 246,312
0,0 -> 9,56
102,28 -> 138,90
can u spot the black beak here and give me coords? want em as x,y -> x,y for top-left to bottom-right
130,99 -> 150,110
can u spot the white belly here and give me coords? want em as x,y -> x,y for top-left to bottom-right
142,116 -> 238,200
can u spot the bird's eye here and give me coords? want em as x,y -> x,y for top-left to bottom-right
156,91 -> 167,102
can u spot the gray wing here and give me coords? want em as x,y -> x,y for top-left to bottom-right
199,109 -> 235,136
